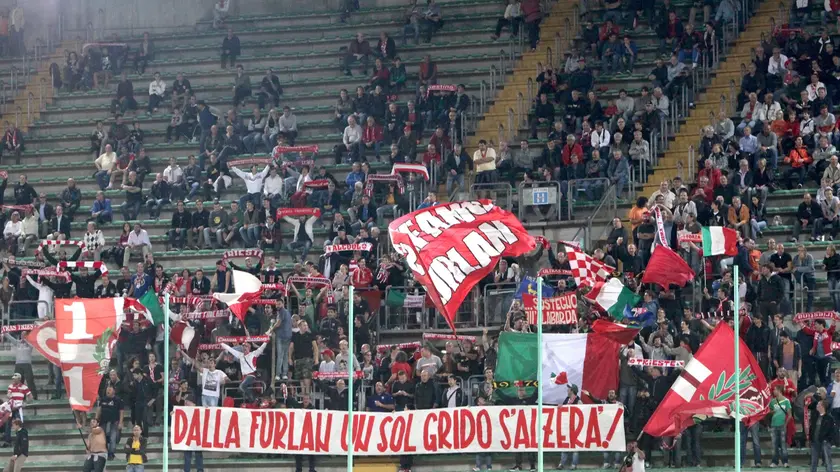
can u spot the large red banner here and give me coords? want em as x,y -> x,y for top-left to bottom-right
522,292 -> 578,325
388,201 -> 536,331
172,405 -> 625,454
54,298 -> 124,411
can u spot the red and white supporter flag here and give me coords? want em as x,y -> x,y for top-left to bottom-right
563,244 -> 613,287
643,322 -> 770,437
172,404 -> 625,454
392,163 -> 430,181
522,292 -> 578,325
213,270 -> 264,323
389,200 -> 536,331
25,321 -> 59,367
54,298 -> 125,411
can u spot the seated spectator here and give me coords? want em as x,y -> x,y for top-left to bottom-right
1,122 -> 24,165
530,93 -> 555,139
239,200 -> 264,248
492,0 -> 522,40
278,106 -> 298,145
166,108 -> 187,144
94,144 -> 117,190
362,116 -> 384,161
341,33 -> 372,77
147,72 -> 165,115
18,207 -> 38,256
418,54 -> 438,87
257,68 -> 282,111
285,215 -> 314,262
203,199 -> 227,249
3,211 -> 22,255
59,178 -> 81,220
146,173 -> 171,219
188,199 -> 210,250
233,65 -> 252,108
170,72 -> 192,111
110,72 -> 137,116
336,116 -> 363,164
262,108 -> 281,152
221,28 -> 240,69
368,58 -> 390,92
784,136 -> 814,189
121,171 -> 143,221
48,204 -> 71,240
123,223 -> 151,267
90,191 -> 113,225
389,57 -> 407,92
334,89 -> 354,132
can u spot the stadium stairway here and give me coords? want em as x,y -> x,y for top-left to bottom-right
469,1 -> 574,148
641,0 -> 786,195
3,41 -> 70,133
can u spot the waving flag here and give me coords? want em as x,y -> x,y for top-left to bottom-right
643,323 -> 770,437
515,276 -> 556,299
564,244 -> 613,287
584,278 -> 639,318
213,270 -> 265,322
389,200 -> 536,331
25,321 -> 59,367
54,298 -> 125,411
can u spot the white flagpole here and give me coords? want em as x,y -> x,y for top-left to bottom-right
537,277 -> 544,471
733,265 -> 741,472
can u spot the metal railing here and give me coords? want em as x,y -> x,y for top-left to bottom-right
481,282 -> 518,327
470,182 -> 513,209
382,285 -> 428,331
567,179 -> 617,249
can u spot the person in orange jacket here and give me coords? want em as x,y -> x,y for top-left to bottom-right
783,136 -> 813,189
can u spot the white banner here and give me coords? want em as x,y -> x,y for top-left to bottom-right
171,405 -> 625,454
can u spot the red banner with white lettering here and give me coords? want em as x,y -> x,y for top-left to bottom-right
172,404 -> 625,454
388,201 -> 536,332
522,292 -> 578,325
54,298 -> 125,411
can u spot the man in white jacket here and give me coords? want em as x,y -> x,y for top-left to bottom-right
18,208 -> 38,256
3,212 -> 23,255
220,338 -> 270,403
147,72 -> 166,115
230,163 -> 269,210
263,165 -> 284,208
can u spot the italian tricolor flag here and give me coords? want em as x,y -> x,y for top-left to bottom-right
701,226 -> 738,256
584,278 -> 640,318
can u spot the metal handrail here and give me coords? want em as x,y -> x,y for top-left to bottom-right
729,80 -> 737,116
507,108 -> 515,141
14,106 -> 21,128
27,92 -> 33,123
39,78 -> 46,111
497,123 -> 504,146
527,77 -> 533,100
516,92 -> 526,128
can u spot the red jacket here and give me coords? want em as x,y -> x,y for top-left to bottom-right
801,324 -> 836,357
561,143 -> 583,166
785,147 -> 813,168
363,124 -> 383,144
698,167 -> 721,189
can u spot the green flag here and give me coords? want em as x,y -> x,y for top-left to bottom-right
139,290 -> 165,325
494,331 -> 538,398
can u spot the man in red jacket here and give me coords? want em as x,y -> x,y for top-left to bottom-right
561,135 -> 583,166
361,116 -> 384,161
799,319 -> 836,386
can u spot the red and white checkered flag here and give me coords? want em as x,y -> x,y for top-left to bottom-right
563,244 -> 613,287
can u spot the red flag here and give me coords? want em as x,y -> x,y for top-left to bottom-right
54,298 -> 125,411
388,200 -> 536,331
171,321 -> 199,359
643,322 -> 770,437
590,319 -> 640,345
641,246 -> 695,288
213,270 -> 265,322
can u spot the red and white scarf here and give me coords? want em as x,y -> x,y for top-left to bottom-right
22,268 -> 71,281
364,173 -> 404,196
36,239 -> 88,256
276,207 -> 321,219
58,260 -> 109,275
324,243 -> 372,254
222,248 -> 263,264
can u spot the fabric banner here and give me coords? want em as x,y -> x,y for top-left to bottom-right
1,257 -> 45,268
22,268 -> 71,281
522,292 -> 578,325
274,145 -> 319,154
54,298 -> 125,411
422,333 -> 477,343
678,233 -> 703,243
311,371 -> 365,380
324,243 -> 372,254
58,260 -> 109,275
653,206 -> 669,249
222,249 -> 264,264
364,173 -> 405,196
227,158 -> 271,167
215,335 -> 270,344
392,163 -> 430,181
627,358 -> 685,368
303,179 -> 331,189
180,310 -> 230,320
36,239 -> 88,255
389,200 -> 536,332
376,342 -> 422,353
792,311 -> 840,322
1,323 -> 38,333
563,245 -> 613,287
425,84 -> 458,97
24,321 -> 59,366
537,268 -> 573,277
171,404 -> 626,454
277,207 -> 321,219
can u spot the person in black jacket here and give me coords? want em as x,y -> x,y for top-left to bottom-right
189,200 -> 210,250
71,267 -> 102,298
13,175 -> 36,206
809,398 -> 835,472
123,424 -> 147,467
757,263 -> 786,319
792,192 -> 823,242
221,28 -> 241,69
94,273 -> 118,298
110,71 -> 137,116
145,173 -> 171,219
530,92 -> 555,139
257,68 -> 282,110
444,143 -> 470,199
8,419 -> 27,471
414,369 -> 438,409
129,369 -> 154,437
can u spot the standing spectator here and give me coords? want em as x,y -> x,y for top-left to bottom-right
221,28 -> 240,69
82,418 -> 107,472
6,419 -> 26,472
492,0 -> 522,40
213,0 -> 230,28
769,384 -> 791,468
121,171 -> 143,221
96,386 -> 124,461
290,321 -> 318,394
799,319 -> 836,386
2,374 -> 30,448
232,65 -> 252,108
1,122 -> 24,165
809,399 -> 835,472
472,140 -> 497,184
2,332 -> 35,401
123,424 -> 146,472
